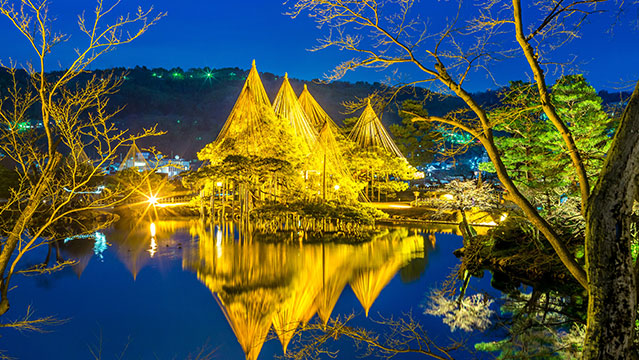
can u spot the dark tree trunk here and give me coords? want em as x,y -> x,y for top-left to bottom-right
0,155 -> 60,316
584,81 -> 639,359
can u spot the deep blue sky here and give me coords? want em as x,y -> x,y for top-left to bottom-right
0,0 -> 637,92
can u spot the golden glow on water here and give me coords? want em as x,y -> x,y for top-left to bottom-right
103,219 -> 435,360
148,237 -> 157,258
181,221 -> 427,360
215,226 -> 223,259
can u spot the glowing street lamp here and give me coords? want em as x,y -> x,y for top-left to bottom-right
216,181 -> 223,187
334,184 -> 340,191
148,195 -> 159,206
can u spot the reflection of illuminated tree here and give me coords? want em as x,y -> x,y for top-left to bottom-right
107,219 -> 183,280
182,221 -> 426,360
425,292 -> 494,332
215,290 -> 282,360
476,290 -> 586,359
350,230 -> 425,317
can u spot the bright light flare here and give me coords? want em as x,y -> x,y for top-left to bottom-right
150,222 -> 156,237
148,195 -> 159,205
334,184 -> 340,191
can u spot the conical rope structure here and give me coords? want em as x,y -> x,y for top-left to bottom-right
311,121 -> 360,200
314,121 -> 348,175
177,221 -> 428,360
348,99 -> 405,159
213,60 -> 277,156
298,84 -> 340,133
271,246 -> 324,354
350,230 -> 424,317
118,142 -> 150,172
273,74 -> 318,156
214,292 -> 276,360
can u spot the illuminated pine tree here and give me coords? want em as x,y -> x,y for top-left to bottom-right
480,81 -> 562,198
198,61 -> 306,167
389,100 -> 439,167
481,77 -> 614,215
550,74 -> 612,183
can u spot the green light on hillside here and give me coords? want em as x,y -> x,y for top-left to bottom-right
440,130 -> 473,145
16,122 -> 31,131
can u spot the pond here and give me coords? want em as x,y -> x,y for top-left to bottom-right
3,219 -> 503,359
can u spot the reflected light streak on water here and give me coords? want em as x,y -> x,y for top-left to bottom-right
216,225 -> 223,259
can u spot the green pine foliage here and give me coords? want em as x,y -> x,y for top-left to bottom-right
480,76 -> 614,215
389,100 -> 439,167
481,81 -> 560,191
550,74 -> 612,182
341,116 -> 358,136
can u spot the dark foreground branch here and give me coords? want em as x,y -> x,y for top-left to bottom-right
282,312 -> 463,360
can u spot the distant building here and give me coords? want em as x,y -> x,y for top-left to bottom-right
155,155 -> 190,178
117,143 -> 153,172
116,143 -> 190,178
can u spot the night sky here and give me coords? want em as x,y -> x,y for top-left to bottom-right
0,0 -> 637,92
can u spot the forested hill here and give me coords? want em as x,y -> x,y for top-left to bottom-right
0,66 -> 630,159
105,66 -> 470,158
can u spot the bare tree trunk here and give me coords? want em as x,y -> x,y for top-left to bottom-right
433,61 -> 588,288
513,0 -> 590,212
479,131 -> 588,288
0,157 -> 59,316
583,81 -> 639,359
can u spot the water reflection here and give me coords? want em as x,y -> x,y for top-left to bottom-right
60,219 -> 458,360
182,221 -> 427,360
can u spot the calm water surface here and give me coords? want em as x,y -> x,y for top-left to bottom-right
3,219 -> 501,359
